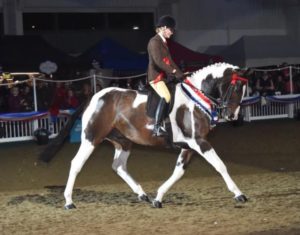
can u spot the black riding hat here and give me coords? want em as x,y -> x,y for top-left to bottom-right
156,15 -> 176,29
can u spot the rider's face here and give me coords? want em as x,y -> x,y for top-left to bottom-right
162,27 -> 174,38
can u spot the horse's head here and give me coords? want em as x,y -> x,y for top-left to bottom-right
215,68 -> 248,120
189,63 -> 248,121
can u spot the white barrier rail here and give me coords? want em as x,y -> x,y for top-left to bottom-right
241,94 -> 300,121
0,113 -> 69,143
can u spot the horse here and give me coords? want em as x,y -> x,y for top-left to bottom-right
64,62 -> 249,209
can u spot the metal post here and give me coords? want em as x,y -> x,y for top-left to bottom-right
289,66 -> 293,94
32,77 -> 39,131
32,77 -> 38,112
246,82 -> 250,97
93,74 -> 97,94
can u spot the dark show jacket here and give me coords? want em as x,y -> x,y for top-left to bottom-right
147,34 -> 181,83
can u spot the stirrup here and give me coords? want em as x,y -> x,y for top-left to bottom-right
153,125 -> 167,137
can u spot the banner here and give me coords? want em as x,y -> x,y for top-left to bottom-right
0,111 -> 48,121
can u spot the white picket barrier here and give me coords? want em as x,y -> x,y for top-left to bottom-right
0,112 -> 69,143
240,94 -> 300,121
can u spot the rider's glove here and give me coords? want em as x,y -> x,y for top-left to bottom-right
174,70 -> 184,80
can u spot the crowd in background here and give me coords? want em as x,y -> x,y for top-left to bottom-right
0,71 -> 145,114
246,66 -> 300,97
0,63 -> 300,114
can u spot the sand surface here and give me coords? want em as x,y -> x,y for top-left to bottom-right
0,119 -> 299,235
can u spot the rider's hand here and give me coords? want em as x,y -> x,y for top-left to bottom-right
174,70 -> 184,80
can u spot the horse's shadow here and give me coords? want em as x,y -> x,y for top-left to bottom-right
7,185 -> 192,208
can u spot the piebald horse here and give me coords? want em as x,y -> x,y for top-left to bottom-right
64,63 -> 248,209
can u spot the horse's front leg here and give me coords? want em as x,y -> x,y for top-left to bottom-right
153,149 -> 194,208
190,138 -> 248,203
64,140 -> 95,209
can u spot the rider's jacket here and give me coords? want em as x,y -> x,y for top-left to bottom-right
147,34 -> 182,84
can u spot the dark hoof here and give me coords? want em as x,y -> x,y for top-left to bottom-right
64,203 -> 76,210
152,200 -> 162,208
235,194 -> 248,203
138,194 -> 150,203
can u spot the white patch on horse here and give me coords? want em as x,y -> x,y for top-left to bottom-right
146,124 -> 154,130
190,105 -> 196,139
82,96 -> 104,128
169,84 -> 193,143
132,93 -> 147,109
81,87 -> 122,141
190,62 -> 239,90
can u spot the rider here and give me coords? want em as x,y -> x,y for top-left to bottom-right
147,15 -> 184,136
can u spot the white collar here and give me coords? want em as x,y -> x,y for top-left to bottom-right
158,33 -> 166,43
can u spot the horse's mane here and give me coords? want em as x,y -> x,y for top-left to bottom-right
190,62 -> 239,89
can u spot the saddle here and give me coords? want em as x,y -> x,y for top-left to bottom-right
145,82 -> 176,119
145,82 -> 188,149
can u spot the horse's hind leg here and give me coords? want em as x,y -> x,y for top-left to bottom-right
190,139 -> 248,203
153,149 -> 194,208
64,140 -> 95,209
111,140 -> 149,202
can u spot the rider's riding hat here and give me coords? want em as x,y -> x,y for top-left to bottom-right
156,15 -> 176,30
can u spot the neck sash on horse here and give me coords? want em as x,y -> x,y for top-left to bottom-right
181,79 -> 218,125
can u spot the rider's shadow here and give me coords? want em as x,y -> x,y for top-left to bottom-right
7,185 -> 191,208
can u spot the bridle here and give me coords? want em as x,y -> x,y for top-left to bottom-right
219,73 -> 248,108
201,73 -> 248,110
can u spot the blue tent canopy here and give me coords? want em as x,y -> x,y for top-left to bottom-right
78,37 -> 148,71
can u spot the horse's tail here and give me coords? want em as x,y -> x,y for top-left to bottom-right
38,100 -> 88,163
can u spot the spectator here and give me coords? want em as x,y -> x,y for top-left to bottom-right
8,86 -> 23,112
273,73 -> 286,95
20,85 -> 33,111
96,83 -> 102,92
79,82 -> 93,103
64,88 -> 79,109
294,73 -> 300,94
36,81 -> 52,111
51,82 -> 67,109
283,77 -> 299,94
125,79 -> 132,89
255,72 -> 275,96
0,80 -> 10,112
49,82 -> 67,117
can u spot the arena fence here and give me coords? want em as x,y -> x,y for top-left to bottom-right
0,65 -> 300,144
0,111 -> 70,143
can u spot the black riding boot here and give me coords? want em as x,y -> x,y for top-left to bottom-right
153,98 -> 168,136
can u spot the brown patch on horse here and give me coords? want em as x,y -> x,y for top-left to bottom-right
193,108 -> 210,139
175,105 -> 193,138
107,129 -> 132,152
177,149 -> 194,170
197,139 -> 212,153
84,91 -> 123,145
175,104 -> 211,139
113,90 -> 166,147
